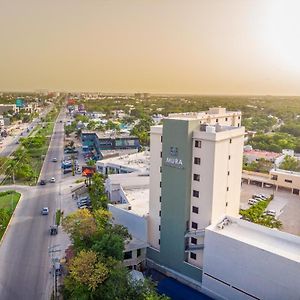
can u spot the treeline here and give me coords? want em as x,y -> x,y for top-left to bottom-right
62,173 -> 168,300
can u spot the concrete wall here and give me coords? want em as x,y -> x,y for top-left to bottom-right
108,204 -> 147,242
202,224 -> 300,300
148,126 -> 162,250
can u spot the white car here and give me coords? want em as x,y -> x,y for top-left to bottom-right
41,207 -> 49,215
50,177 -> 56,183
248,198 -> 259,205
265,209 -> 276,217
52,158 -> 58,162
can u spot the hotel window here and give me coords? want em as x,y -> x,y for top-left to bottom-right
161,136 -> 163,143
158,239 -> 160,245
137,249 -> 141,257
191,222 -> 198,229
160,166 -> 162,173
285,179 -> 292,183
194,157 -> 201,165
228,155 -> 231,160
159,210 -> 161,217
191,237 -> 197,244
159,225 -> 161,231
193,174 -> 200,181
216,118 -> 219,122
227,187 -> 229,191
225,117 -> 228,121
192,206 -> 199,214
159,196 -> 161,202
124,251 -> 132,260
193,190 -> 199,198
160,152 -> 162,158
190,252 -> 197,260
238,123 -> 240,127
195,140 -> 201,148
226,202 -> 228,207
160,181 -> 162,187
228,171 -> 230,176
229,139 -> 232,143
238,116 -> 241,119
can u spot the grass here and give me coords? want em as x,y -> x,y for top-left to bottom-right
240,196 -> 282,229
0,191 -> 21,239
56,209 -> 62,226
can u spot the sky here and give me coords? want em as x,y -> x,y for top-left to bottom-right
0,0 -> 300,95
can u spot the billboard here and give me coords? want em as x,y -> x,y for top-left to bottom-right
16,98 -> 25,108
82,166 -> 96,178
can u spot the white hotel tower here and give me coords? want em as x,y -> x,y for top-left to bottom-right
147,107 -> 244,283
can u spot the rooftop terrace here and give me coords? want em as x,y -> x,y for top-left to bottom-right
208,216 -> 300,262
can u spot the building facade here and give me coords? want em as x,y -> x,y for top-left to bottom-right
147,108 -> 244,287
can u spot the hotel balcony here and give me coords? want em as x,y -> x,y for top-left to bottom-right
185,229 -> 205,238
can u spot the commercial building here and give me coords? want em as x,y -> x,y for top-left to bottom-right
242,168 -> 300,195
81,131 -> 140,159
147,109 -> 244,287
202,216 -> 300,300
0,104 -> 17,114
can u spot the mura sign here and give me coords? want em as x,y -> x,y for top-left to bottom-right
164,146 -> 184,169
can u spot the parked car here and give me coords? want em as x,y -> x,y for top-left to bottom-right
248,199 -> 259,205
41,207 -> 49,215
265,209 -> 276,217
50,177 -> 56,183
63,168 -> 72,174
52,157 -> 58,162
40,180 -> 46,185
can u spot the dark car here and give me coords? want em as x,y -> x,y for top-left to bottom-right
40,180 -> 46,185
63,168 -> 72,174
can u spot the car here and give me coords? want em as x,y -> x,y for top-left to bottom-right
265,209 -> 276,217
41,207 -> 49,215
40,180 -> 46,185
52,158 -> 58,162
50,177 -> 56,183
248,198 -> 259,205
63,168 -> 72,174
79,205 -> 89,209
264,184 -> 273,188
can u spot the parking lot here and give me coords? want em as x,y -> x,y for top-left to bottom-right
240,183 -> 300,236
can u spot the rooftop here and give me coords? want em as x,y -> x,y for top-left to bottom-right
271,168 -> 300,177
244,149 -> 282,160
208,216 -> 300,262
167,107 -> 241,120
123,187 -> 149,216
98,151 -> 150,173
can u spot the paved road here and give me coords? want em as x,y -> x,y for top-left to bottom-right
0,106 -> 52,157
0,109 -> 66,300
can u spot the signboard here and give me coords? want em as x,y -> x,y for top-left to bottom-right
16,98 -> 25,108
82,166 -> 96,178
164,146 -> 184,169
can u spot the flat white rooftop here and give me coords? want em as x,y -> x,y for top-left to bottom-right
208,216 -> 300,262
271,168 -> 300,177
98,151 -> 150,173
107,173 -> 149,189
123,188 -> 149,216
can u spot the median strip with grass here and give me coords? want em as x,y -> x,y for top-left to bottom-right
0,191 -> 21,240
240,197 -> 282,229
2,106 -> 61,185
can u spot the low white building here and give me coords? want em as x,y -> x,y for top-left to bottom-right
103,152 -> 150,271
202,216 -> 300,300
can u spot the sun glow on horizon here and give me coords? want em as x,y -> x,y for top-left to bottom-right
265,0 -> 300,73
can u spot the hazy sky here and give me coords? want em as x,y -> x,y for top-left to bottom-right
1,0 -> 300,95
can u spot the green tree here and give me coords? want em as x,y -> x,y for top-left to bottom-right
279,155 -> 300,171
88,173 -> 108,210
